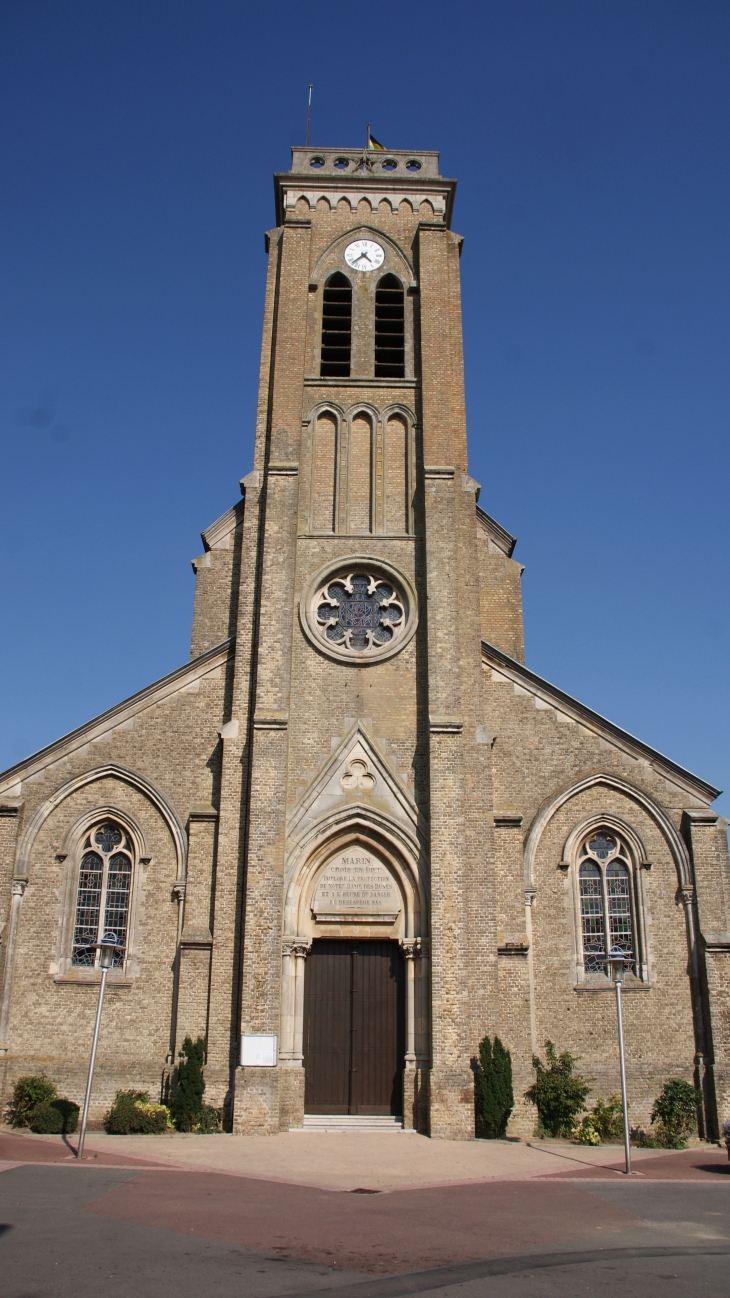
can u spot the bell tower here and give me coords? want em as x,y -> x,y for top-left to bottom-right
204,145 -> 499,1138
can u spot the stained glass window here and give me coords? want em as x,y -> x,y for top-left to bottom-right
71,822 -> 132,969
577,833 -> 635,975
314,570 -> 405,657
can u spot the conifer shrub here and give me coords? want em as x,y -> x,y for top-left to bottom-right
6,1074 -> 57,1127
525,1041 -> 591,1137
170,1036 -> 207,1132
29,1098 -> 79,1135
105,1090 -> 170,1134
475,1035 -> 514,1137
650,1079 -> 698,1149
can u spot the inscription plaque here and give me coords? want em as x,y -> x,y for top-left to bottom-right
312,848 -> 401,922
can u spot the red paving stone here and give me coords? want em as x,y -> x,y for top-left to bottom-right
545,1146 -> 730,1181
84,1170 -> 641,1274
0,1129 -> 169,1169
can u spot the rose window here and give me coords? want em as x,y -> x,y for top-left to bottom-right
301,559 -> 416,664
315,572 -> 405,654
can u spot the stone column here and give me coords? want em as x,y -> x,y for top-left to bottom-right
0,879 -> 27,1053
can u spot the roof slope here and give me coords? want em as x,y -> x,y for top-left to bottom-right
482,639 -> 720,804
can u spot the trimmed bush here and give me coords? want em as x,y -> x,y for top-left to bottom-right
476,1035 -> 514,1138
526,1041 -> 591,1138
170,1036 -> 206,1132
29,1098 -> 79,1135
105,1090 -> 170,1134
651,1079 -> 698,1149
6,1074 -> 57,1127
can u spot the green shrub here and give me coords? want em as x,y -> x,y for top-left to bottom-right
104,1090 -> 171,1134
574,1116 -> 601,1145
6,1074 -> 57,1127
525,1041 -> 591,1138
476,1035 -> 514,1138
651,1079 -> 698,1149
29,1098 -> 79,1135
194,1104 -> 222,1133
170,1036 -> 206,1132
575,1094 -> 624,1145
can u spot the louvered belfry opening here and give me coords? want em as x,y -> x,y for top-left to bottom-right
375,274 -> 405,378
303,939 -> 405,1115
320,272 -> 352,377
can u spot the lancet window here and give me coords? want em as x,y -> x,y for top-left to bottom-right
72,821 -> 133,968
374,274 -> 405,378
578,831 -> 635,975
320,273 -> 352,377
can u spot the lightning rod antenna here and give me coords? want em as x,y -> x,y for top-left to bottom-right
306,85 -> 313,147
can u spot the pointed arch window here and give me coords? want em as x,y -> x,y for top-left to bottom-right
320,273 -> 352,377
578,832 -> 635,975
72,821 -> 133,968
375,274 -> 405,378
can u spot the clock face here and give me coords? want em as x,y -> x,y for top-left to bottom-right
344,239 -> 385,272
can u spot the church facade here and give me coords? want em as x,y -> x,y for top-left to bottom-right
1,145 -> 728,1139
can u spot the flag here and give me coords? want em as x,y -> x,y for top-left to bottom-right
368,130 -> 386,151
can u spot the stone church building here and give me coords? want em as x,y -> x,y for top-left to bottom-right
1,145 -> 728,1139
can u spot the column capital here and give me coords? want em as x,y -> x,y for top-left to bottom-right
400,937 -> 423,959
282,937 -> 311,959
11,879 -> 27,898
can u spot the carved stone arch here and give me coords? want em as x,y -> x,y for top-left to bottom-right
562,814 -> 648,869
523,773 -> 691,889
60,804 -> 149,863
15,763 -> 187,883
380,401 -> 416,426
310,225 -> 415,286
284,802 -> 427,941
345,401 -> 380,427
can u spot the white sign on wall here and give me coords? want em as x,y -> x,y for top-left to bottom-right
240,1034 -> 278,1067
312,847 -> 401,922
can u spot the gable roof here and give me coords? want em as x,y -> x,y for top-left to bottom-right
482,639 -> 720,804
0,638 -> 234,798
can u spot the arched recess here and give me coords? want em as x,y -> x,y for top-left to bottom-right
307,402 -> 342,533
381,403 -> 416,534
15,763 -> 188,884
523,773 -> 692,890
310,226 -> 415,285
280,805 -> 429,1066
561,814 -> 651,984
346,406 -> 376,534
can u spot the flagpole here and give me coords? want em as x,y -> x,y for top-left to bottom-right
306,85 -> 313,147
367,122 -> 370,149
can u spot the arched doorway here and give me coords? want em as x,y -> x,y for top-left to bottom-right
280,820 -> 428,1124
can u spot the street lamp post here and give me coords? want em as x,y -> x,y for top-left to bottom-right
607,945 -> 631,1175
77,931 -> 121,1159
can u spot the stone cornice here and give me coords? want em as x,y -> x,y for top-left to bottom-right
0,638 -> 235,795
482,639 -> 720,803
476,506 -> 517,558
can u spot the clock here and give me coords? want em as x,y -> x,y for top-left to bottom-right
344,239 -> 385,272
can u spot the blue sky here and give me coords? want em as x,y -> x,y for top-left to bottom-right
1,0 -> 728,813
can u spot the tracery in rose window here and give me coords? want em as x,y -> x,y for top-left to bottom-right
315,572 -> 405,654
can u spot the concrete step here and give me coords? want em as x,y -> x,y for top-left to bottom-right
293,1115 -> 409,1133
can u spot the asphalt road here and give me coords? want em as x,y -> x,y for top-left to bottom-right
1,1162 -> 728,1298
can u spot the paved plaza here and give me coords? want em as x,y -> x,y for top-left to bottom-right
1,1128 -> 728,1297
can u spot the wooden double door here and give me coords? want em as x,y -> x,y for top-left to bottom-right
303,940 -> 405,1115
